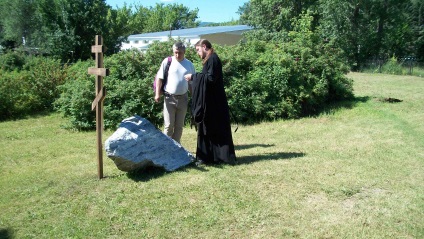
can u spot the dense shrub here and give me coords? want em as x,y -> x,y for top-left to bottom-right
0,56 -> 67,120
23,57 -> 68,108
220,14 -> 353,123
0,52 -> 26,71
54,60 -> 95,129
3,23 -> 353,129
55,55 -> 154,130
0,70 -> 31,120
55,40 -> 197,130
55,16 -> 353,129
103,48 -> 161,129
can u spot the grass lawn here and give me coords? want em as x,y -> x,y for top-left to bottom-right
0,72 -> 423,238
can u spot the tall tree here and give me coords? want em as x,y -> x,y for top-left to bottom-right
0,0 -> 200,60
319,0 -> 414,69
318,0 -> 361,68
31,0 -> 74,58
59,0 -> 110,60
0,0 -> 112,60
408,0 -> 424,60
240,0 -> 318,32
0,0 -> 37,49
104,5 -> 136,54
128,4 -> 149,35
143,3 -> 199,33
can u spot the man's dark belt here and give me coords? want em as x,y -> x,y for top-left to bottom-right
164,91 -> 186,97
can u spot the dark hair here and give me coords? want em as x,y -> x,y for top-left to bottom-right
195,39 -> 215,64
195,39 -> 212,50
173,42 -> 186,51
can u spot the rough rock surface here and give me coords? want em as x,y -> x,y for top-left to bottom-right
105,115 -> 194,172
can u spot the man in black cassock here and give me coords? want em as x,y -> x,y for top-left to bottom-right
184,39 -> 236,165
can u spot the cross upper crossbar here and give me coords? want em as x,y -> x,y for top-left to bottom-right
88,67 -> 110,77
91,45 -> 107,53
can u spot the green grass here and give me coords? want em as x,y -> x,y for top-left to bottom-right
410,67 -> 424,78
1,72 -> 423,238
362,65 -> 424,78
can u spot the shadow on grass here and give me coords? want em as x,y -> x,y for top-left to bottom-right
126,166 -> 169,182
236,152 -> 306,165
127,152 -> 306,182
317,96 -> 370,115
0,228 -> 13,239
235,144 -> 275,150
125,151 -> 305,181
125,163 -> 206,182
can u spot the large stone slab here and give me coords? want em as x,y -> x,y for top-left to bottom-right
105,115 -> 194,172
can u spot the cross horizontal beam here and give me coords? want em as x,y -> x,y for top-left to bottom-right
91,45 -> 107,53
88,67 -> 110,77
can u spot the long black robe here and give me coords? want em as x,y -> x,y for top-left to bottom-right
191,53 -> 236,164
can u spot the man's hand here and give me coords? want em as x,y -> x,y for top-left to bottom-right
154,93 -> 161,103
184,74 -> 192,82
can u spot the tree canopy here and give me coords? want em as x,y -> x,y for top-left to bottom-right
239,0 -> 424,68
1,0 -> 422,68
0,0 -> 200,61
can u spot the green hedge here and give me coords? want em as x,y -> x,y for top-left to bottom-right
0,54 -> 67,120
2,17 -> 353,129
219,14 -> 353,123
54,36 -> 353,129
54,40 -> 197,130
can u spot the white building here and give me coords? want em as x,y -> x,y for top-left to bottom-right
121,25 -> 253,51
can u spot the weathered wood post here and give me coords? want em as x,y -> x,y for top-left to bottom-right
88,35 -> 109,179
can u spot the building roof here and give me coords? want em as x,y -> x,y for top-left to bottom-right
128,25 -> 252,40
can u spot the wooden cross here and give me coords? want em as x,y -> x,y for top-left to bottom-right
88,35 -> 109,179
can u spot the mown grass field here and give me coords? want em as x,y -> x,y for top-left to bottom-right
0,72 -> 423,238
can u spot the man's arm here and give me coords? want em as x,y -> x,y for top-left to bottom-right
154,59 -> 167,103
154,78 -> 163,103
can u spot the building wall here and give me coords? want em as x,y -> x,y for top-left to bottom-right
121,37 -> 198,51
202,33 -> 244,46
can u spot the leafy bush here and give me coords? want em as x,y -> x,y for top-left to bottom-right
55,16 -> 354,130
23,57 -> 68,108
221,13 -> 353,123
103,48 -> 159,129
3,19 -> 353,129
54,60 -> 95,129
0,56 -> 67,120
0,70 -> 31,120
55,40 -> 197,130
0,51 -> 26,71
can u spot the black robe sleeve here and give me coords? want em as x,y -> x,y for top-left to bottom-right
191,67 -> 207,124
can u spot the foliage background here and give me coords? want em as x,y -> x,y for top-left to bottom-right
1,0 -> 423,127
240,0 -> 424,69
51,14 -> 353,130
0,54 -> 67,120
0,0 -> 200,61
1,0 -> 423,68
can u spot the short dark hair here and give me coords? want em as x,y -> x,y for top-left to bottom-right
173,42 -> 186,51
